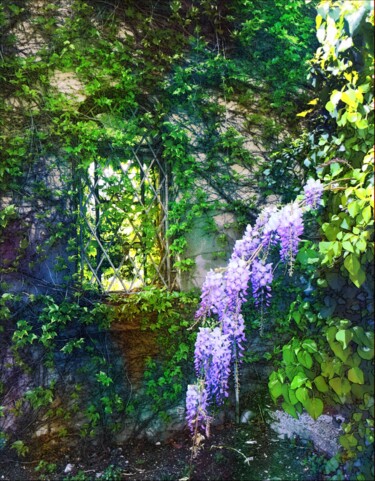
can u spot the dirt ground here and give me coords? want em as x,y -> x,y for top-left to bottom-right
0,417 -> 326,481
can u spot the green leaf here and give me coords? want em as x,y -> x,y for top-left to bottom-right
302,339 -> 318,353
283,345 -> 296,365
335,329 -> 353,350
329,377 -> 351,396
329,340 -> 351,362
326,326 -> 338,343
314,375 -> 329,393
304,397 -> 323,420
282,401 -> 298,419
347,367 -> 364,385
344,253 -> 360,276
339,434 -> 358,449
291,372 -> 308,390
269,377 -> 283,399
288,388 -> 299,405
356,119 -> 368,130
296,387 -> 309,404
357,346 -> 374,360
297,350 -> 313,369
341,90 -> 357,108
342,241 -> 354,253
362,205 -> 372,224
344,254 -> 365,287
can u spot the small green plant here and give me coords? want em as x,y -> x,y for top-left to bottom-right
35,460 -> 58,480
99,465 -> 123,481
11,439 -> 29,457
63,470 -> 90,481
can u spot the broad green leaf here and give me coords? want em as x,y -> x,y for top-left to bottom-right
335,329 -> 353,350
302,339 -> 318,353
341,90 -> 357,108
285,365 -> 300,382
297,350 -> 313,369
304,397 -> 323,420
339,434 -> 358,449
355,238 -> 366,252
352,326 -> 366,345
347,367 -> 364,385
342,241 -> 354,253
326,326 -> 337,343
356,119 -> 368,130
314,375 -> 329,393
330,341 -> 351,362
347,201 -> 361,217
283,345 -> 296,365
362,205 -> 372,224
296,387 -> 309,404
357,346 -> 374,360
347,112 -> 360,123
282,401 -> 298,419
321,360 -> 335,378
269,377 -> 283,399
344,254 -> 361,276
291,372 -> 308,390
288,388 -> 299,406
329,377 -> 351,396
345,353 -> 362,368
344,254 -> 365,287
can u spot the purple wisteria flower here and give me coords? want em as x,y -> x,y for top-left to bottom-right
303,178 -> 324,208
194,327 -> 232,401
186,383 -> 209,433
250,259 -> 273,308
232,224 -> 260,260
222,313 -> 246,354
276,202 -> 304,268
255,207 -> 280,249
187,181 -> 326,434
224,258 -> 250,309
195,269 -> 226,319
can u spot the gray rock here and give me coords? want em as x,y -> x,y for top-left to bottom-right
269,410 -> 342,457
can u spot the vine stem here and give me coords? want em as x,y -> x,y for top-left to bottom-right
233,342 -> 240,424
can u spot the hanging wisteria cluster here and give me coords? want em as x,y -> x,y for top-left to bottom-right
186,178 -> 324,435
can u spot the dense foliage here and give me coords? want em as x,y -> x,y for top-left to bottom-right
0,1 -> 373,480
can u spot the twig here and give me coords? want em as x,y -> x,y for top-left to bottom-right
210,445 -> 253,465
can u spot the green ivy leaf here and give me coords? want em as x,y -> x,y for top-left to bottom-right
283,344 -> 296,365
302,339 -> 318,353
335,329 -> 353,350
357,346 -> 374,360
295,387 -> 309,404
347,367 -> 364,385
269,377 -> 283,399
282,401 -> 298,419
339,434 -> 358,449
329,377 -> 351,396
329,340 -> 351,362
297,350 -> 313,369
314,375 -> 329,393
304,397 -> 323,420
291,372 -> 308,389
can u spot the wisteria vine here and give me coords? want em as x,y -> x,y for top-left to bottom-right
186,178 -> 324,436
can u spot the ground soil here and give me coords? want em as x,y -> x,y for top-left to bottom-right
0,417 -> 326,481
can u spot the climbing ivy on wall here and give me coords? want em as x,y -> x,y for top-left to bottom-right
267,2 -> 374,479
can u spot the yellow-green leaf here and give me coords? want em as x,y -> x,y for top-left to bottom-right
347,367 -> 364,384
304,397 -> 323,420
314,375 -> 329,393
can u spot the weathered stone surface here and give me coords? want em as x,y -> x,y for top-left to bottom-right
269,410 -> 342,457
